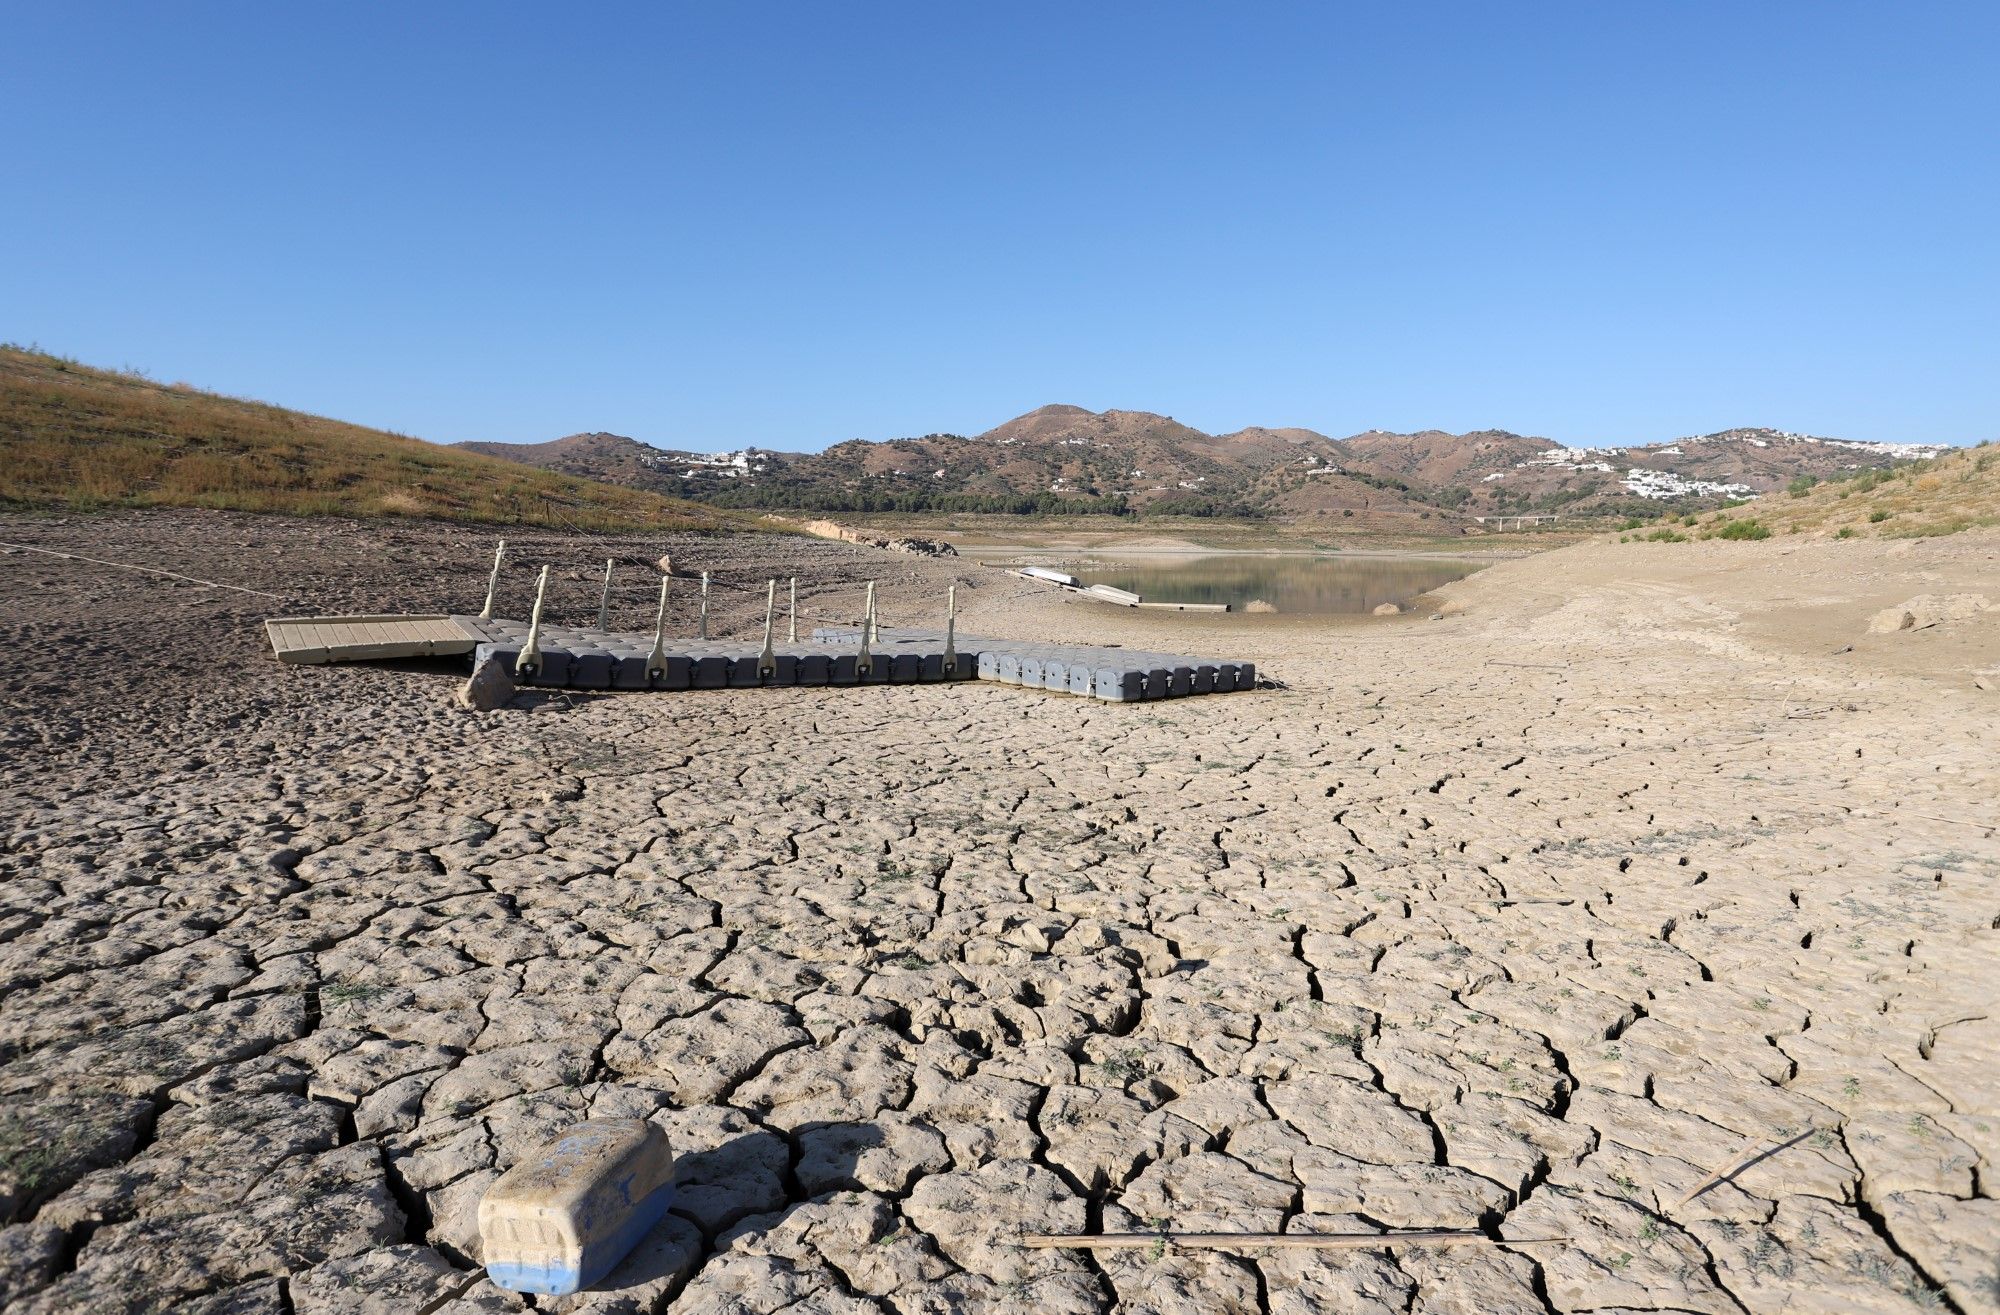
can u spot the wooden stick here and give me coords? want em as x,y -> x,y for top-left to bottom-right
1898,812 -> 1995,830
1677,1128 -> 1819,1206
1018,1231 -> 1564,1250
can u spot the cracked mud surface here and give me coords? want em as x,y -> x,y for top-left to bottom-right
2,510 -> 1996,1314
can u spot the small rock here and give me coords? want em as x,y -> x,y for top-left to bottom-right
1372,602 -> 1401,616
1243,599 -> 1279,614
457,657 -> 516,712
0,1222 -> 65,1307
1866,593 -> 1991,634
290,1245 -> 468,1314
1974,667 -> 1998,691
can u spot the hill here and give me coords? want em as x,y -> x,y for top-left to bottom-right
1704,442 -> 1998,541
0,348 -> 752,533
463,406 -> 1950,527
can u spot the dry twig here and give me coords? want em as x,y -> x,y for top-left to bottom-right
1019,1231 -> 1564,1251
1678,1127 -> 1822,1206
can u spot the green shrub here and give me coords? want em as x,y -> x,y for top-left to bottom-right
1786,475 -> 1818,497
1869,510 -> 1890,523
1645,527 -> 1688,543
1712,518 -> 1771,541
1835,527 -> 1856,539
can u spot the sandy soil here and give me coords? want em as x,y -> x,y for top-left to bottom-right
1,510 -> 1995,1315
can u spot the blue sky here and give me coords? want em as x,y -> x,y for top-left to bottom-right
4,4 -> 1996,450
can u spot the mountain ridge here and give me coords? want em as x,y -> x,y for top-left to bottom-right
453,405 -> 1951,524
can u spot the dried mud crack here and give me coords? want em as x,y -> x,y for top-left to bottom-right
0,511 -> 1995,1314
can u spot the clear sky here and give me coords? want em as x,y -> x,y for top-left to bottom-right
5,4 -> 1996,451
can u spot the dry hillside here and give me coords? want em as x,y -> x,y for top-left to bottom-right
0,347 -> 753,533
1693,442 -> 1999,542
1755,442 -> 1998,538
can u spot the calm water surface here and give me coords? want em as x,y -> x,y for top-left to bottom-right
1081,555 -> 1485,615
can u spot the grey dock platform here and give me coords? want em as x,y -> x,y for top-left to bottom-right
266,615 -> 1255,702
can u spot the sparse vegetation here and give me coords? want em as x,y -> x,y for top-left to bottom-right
318,980 -> 391,1014
1738,444 -> 1998,540
1709,518 -> 1771,540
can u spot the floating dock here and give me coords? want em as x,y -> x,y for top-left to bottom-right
269,548 -> 1254,703
267,615 -> 1254,702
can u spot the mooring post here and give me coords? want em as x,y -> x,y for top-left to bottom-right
699,571 -> 710,640
788,577 -> 798,644
646,574 -> 670,679
944,583 -> 957,674
595,558 -> 614,631
517,565 -> 550,679
480,539 -> 507,620
759,579 -> 777,678
857,580 -> 875,675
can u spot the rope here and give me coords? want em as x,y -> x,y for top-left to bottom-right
0,541 -> 292,600
476,531 -> 1040,639
5,533 -> 1056,633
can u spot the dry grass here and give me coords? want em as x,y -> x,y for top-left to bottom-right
0,346 -> 760,533
1705,443 -> 1999,542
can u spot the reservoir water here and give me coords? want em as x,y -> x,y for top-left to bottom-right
1078,554 -> 1486,615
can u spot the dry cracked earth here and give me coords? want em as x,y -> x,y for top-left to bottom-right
1,510 -> 1996,1315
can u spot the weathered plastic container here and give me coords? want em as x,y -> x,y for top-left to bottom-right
478,1119 -> 675,1296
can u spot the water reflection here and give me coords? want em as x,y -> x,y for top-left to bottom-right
1079,555 -> 1484,615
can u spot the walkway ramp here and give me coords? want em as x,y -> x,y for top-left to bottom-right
265,615 -> 484,665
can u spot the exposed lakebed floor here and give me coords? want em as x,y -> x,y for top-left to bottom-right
1,511 -> 1995,1314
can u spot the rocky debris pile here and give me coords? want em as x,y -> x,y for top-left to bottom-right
791,519 -> 958,557
876,536 -> 957,558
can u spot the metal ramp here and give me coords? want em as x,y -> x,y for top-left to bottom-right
265,615 -> 483,665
